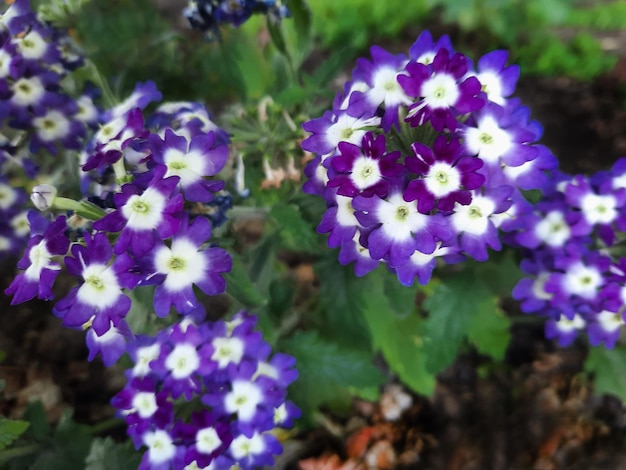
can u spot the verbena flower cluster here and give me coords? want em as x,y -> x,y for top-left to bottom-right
5,55 -> 299,470
511,161 -> 626,348
302,31 -> 557,286
0,0 -> 98,256
184,0 -> 290,40
302,30 -> 626,350
7,78 -> 233,363
113,312 -> 299,470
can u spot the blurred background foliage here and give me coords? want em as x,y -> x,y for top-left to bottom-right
41,0 -> 625,107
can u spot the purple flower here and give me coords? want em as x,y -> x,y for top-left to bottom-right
469,50 -> 520,106
301,109 -> 381,156
545,313 -> 586,347
5,212 -> 69,304
86,320 -> 133,366
346,46 -> 412,131
450,186 -> 513,261
398,48 -> 484,131
327,132 -> 402,198
148,215 -> 232,318
408,30 -> 454,64
403,135 -> 484,213
148,128 -> 227,203
353,190 -> 452,267
317,190 -> 362,248
53,231 -> 139,335
93,165 -> 184,256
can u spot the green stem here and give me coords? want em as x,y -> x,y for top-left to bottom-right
88,417 -> 124,435
0,443 -> 41,462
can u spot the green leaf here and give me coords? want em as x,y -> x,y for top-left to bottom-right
269,203 -> 319,253
584,346 -> 626,403
85,437 -> 142,470
360,269 -> 436,395
266,15 -> 289,57
225,253 -> 266,308
315,255 -> 372,349
423,271 -> 491,373
0,419 -> 29,450
467,299 -> 511,361
383,269 -> 417,318
23,402 -> 49,441
286,0 -> 313,60
281,330 -> 386,423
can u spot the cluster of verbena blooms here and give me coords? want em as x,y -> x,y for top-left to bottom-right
184,0 -> 290,39
0,0 -> 99,256
302,30 -> 626,349
3,2 -> 299,468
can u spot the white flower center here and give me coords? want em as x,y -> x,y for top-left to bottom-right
122,188 -> 167,231
424,162 -> 461,197
534,211 -> 571,247
555,314 -> 586,333
325,113 -> 381,149
163,147 -> 205,188
224,381 -> 262,421
132,392 -> 158,418
132,344 -> 161,377
165,343 -> 200,379
16,31 -> 47,60
25,240 -> 57,281
154,238 -> 206,292
597,311 -> 623,332
196,427 -> 222,454
211,336 -> 244,368
229,433 -> 265,460
144,430 -> 176,465
451,194 -> 495,235
464,115 -> 513,163
378,193 -> 426,241
563,263 -> 602,299
0,183 -> 18,209
0,49 -> 12,78
370,67 -> 411,107
580,193 -> 617,225
11,77 -> 45,107
33,110 -> 71,142
350,156 -> 381,191
421,73 -> 460,109
76,263 -> 121,308
335,195 -> 358,227
531,272 -> 553,301
475,71 -> 504,105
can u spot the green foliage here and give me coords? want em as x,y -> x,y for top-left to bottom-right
309,0 -> 430,49
432,0 -> 618,80
423,270 -> 493,372
0,419 -> 29,451
281,330 -> 386,424
269,203 -> 321,253
359,269 -> 437,395
84,437 -> 142,470
568,1 -> 626,30
584,346 -> 626,403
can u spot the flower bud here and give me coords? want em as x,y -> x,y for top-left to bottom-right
31,184 -> 57,211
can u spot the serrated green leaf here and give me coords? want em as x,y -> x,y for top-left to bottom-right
0,419 -> 29,450
269,203 -> 319,252
584,346 -> 626,403
467,299 -> 511,361
423,272 -> 491,373
85,437 -> 142,470
281,330 -> 385,423
360,269 -> 436,396
225,253 -> 266,308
